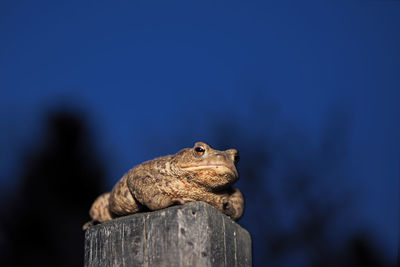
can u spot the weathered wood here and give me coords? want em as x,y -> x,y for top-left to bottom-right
84,201 -> 252,267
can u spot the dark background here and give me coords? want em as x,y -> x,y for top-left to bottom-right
0,1 -> 398,266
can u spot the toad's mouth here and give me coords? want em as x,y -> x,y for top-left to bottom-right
181,164 -> 237,176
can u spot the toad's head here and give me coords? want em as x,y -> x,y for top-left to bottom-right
173,142 -> 239,189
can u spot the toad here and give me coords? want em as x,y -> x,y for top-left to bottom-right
83,142 -> 244,229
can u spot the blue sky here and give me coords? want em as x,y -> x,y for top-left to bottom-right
1,0 -> 399,264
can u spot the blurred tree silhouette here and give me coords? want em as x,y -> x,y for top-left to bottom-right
0,109 -> 107,267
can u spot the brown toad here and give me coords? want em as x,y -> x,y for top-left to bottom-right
83,142 -> 244,229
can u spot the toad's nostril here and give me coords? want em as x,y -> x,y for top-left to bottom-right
234,152 -> 240,164
225,149 -> 240,164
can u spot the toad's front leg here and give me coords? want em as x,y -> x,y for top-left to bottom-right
199,187 -> 244,221
221,187 -> 244,221
127,172 -> 177,211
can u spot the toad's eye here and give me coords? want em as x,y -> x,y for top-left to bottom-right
194,146 -> 205,156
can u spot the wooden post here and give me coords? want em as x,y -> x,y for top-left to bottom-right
84,201 -> 252,267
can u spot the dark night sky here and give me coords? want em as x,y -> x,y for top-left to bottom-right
1,0 -> 399,265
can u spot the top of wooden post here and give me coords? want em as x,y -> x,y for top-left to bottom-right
84,201 -> 252,267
